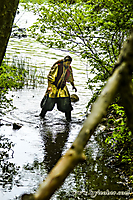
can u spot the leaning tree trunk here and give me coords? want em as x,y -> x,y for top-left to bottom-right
0,0 -> 19,67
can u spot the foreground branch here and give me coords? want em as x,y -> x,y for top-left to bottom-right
118,33 -> 133,132
22,32 -> 133,200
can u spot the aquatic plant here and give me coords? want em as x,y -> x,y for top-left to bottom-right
10,56 -> 45,88
0,56 -> 45,116
0,63 -> 25,116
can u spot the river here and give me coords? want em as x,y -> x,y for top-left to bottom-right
0,4 -> 131,200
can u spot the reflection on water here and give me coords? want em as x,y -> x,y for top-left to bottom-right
40,117 -> 70,172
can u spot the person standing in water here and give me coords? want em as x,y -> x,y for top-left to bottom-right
40,55 -> 77,121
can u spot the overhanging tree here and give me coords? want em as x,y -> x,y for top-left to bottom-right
0,0 -> 22,116
28,1 -> 133,73
0,0 -> 19,67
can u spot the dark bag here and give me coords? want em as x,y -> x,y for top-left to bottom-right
40,93 -> 49,108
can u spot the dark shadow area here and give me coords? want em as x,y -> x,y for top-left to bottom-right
54,132 -> 132,200
39,114 -> 70,172
0,135 -> 20,192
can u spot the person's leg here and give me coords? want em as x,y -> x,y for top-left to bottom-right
40,109 -> 47,118
57,97 -> 73,121
65,111 -> 71,121
40,98 -> 56,118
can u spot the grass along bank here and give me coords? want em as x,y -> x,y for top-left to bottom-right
0,56 -> 45,117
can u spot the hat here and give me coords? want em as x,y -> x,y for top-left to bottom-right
64,56 -> 72,62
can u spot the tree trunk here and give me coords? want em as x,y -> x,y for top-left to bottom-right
0,0 -> 19,67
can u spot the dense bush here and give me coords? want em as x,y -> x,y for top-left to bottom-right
101,104 -> 133,182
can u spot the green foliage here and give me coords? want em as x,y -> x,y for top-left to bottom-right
0,64 -> 26,90
20,0 -> 86,4
20,0 -> 46,4
28,0 -> 133,68
0,63 -> 26,116
0,57 -> 45,116
104,104 -> 133,178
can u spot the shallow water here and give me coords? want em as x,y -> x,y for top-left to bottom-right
0,4 -> 131,200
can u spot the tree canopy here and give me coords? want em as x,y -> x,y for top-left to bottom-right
29,0 -> 133,72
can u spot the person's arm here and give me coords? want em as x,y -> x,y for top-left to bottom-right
67,66 -> 77,92
47,80 -> 52,93
71,81 -> 77,92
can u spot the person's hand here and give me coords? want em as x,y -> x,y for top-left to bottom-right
47,86 -> 52,93
72,86 -> 77,92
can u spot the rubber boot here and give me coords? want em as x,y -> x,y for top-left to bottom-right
65,111 -> 71,121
